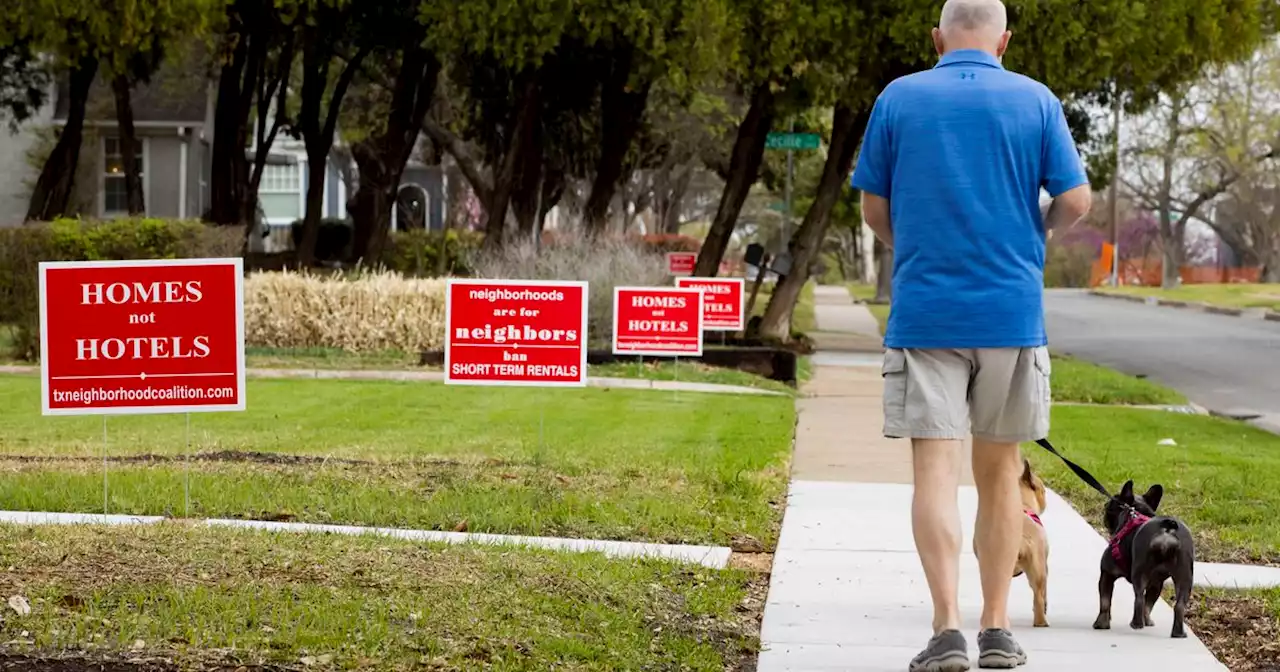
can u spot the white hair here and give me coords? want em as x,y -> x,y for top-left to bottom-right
939,0 -> 1008,36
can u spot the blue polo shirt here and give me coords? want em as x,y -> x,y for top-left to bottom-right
851,49 -> 1087,349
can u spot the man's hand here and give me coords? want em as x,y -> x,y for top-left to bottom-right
861,192 -> 893,248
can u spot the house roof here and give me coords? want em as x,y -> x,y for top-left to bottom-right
53,46 -> 211,126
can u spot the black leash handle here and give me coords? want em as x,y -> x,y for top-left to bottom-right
1034,438 -> 1114,500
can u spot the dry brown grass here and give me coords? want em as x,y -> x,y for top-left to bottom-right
245,270 -> 446,352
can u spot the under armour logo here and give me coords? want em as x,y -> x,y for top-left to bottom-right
960,72 -> 976,80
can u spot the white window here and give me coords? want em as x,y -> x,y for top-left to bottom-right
103,137 -> 146,216
258,163 -> 302,223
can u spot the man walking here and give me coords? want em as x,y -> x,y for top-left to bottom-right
850,0 -> 1092,670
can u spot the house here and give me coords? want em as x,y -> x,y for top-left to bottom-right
0,53 -> 448,242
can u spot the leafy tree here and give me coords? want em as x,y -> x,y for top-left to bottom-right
0,32 -> 51,133
690,0 -> 862,277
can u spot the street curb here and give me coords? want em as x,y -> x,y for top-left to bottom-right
1089,289 -> 1280,321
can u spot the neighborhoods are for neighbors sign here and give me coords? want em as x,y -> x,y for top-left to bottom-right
39,258 -> 246,416
444,279 -> 589,386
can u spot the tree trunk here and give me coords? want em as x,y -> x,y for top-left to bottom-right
110,75 -> 145,215
662,166 -> 693,234
693,84 -> 776,276
1161,216 -> 1184,289
483,74 -> 539,252
297,148 -> 329,265
348,142 -> 391,262
583,48 -> 651,232
27,58 -> 98,221
874,239 -> 893,303
349,46 -> 440,263
759,104 -> 869,340
512,110 -> 545,238
295,21 -> 366,267
208,2 -> 260,228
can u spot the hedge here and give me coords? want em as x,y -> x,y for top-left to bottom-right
0,218 -> 243,360
381,229 -> 482,277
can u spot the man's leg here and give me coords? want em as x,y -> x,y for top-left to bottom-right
969,347 -> 1051,668
971,437 -> 1023,631
913,437 -> 965,633
884,349 -> 973,671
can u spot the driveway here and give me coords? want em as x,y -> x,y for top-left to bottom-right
1045,289 -> 1280,433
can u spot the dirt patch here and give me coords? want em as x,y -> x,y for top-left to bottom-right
0,656 -> 289,672
728,552 -> 774,574
1189,591 -> 1280,671
0,655 -> 177,671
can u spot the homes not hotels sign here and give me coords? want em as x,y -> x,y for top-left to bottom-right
39,258 -> 246,416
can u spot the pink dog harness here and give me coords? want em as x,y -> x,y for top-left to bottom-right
1024,509 -> 1043,527
1108,512 -> 1151,573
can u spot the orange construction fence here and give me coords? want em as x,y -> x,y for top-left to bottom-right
1088,244 -> 1261,287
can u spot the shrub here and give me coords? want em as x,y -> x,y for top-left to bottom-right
381,229 -> 483,277
637,233 -> 701,255
245,270 -> 445,352
290,218 -> 352,262
471,233 -> 668,344
0,218 -> 243,360
1044,243 -> 1098,288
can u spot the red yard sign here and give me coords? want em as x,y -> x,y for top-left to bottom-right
666,252 -> 697,276
675,277 -> 746,331
39,258 -> 246,416
445,279 -> 588,387
612,287 -> 703,357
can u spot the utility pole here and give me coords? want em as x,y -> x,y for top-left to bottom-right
1109,82 -> 1123,287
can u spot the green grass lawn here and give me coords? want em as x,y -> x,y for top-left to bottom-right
0,374 -> 794,547
0,524 -> 762,671
1098,283 -> 1280,311
590,360 -> 793,393
244,347 -> 795,394
1049,354 -> 1188,405
1027,406 -> 1280,565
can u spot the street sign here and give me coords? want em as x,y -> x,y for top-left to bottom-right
444,279 -> 588,387
39,258 -> 246,416
666,252 -> 697,276
676,277 -> 746,332
766,132 -> 821,151
612,287 -> 704,357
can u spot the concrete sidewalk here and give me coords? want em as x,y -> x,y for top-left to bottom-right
758,286 -> 1226,671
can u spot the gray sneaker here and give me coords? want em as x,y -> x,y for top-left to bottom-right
909,629 -> 970,672
976,628 -> 1027,669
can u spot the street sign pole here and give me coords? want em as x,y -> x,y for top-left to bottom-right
785,119 -> 794,247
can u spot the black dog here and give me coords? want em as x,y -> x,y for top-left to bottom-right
1091,480 -> 1195,638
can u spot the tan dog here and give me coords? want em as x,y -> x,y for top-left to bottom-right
974,457 -> 1050,627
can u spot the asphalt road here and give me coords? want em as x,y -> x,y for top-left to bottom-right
1045,289 -> 1280,433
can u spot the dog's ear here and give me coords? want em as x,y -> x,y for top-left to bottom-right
1119,480 -> 1135,501
1143,484 -> 1164,511
1021,458 -> 1034,484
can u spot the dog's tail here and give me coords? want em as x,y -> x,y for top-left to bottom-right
1152,519 -> 1181,558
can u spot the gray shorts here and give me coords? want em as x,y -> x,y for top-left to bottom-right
881,347 -> 1051,443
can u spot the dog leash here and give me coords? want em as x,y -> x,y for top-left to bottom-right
1033,438 -> 1115,500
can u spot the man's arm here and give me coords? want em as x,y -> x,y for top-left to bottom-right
1041,96 -> 1092,234
861,192 -> 893,248
1044,184 -> 1092,233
